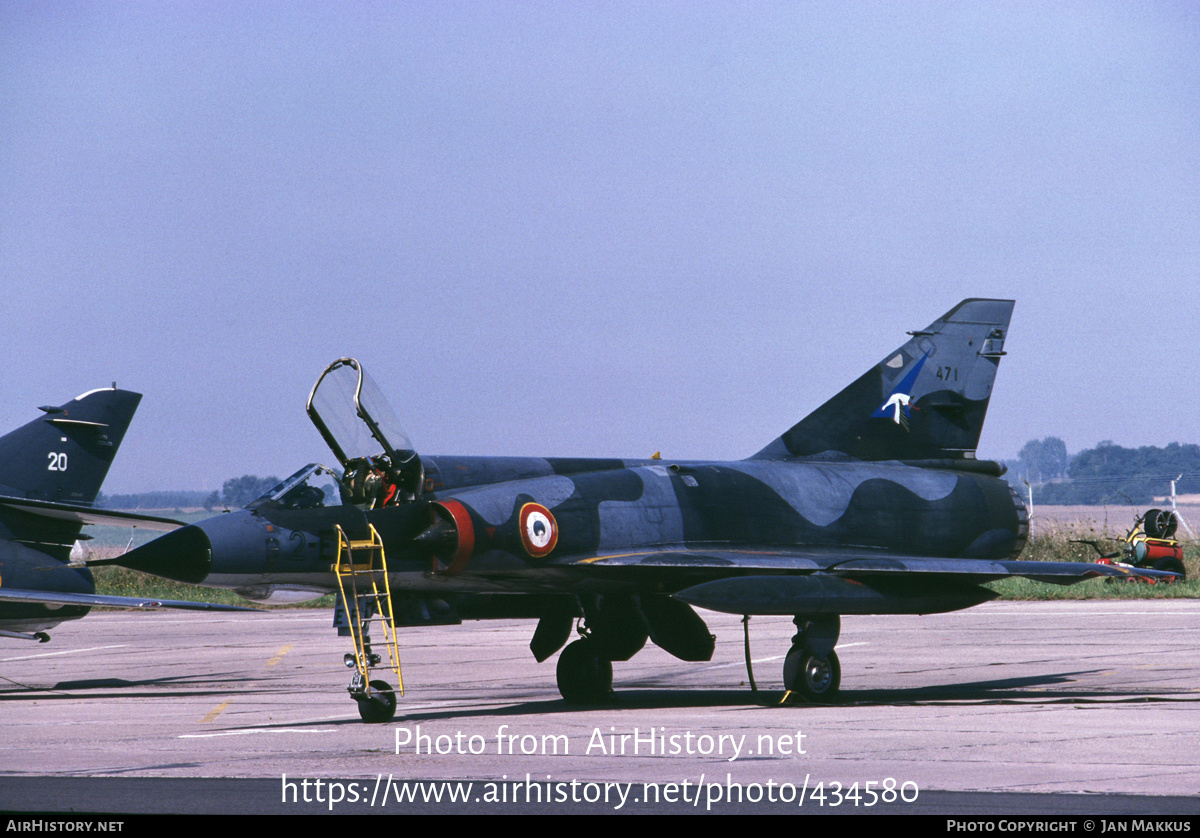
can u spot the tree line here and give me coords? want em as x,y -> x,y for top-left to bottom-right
97,474 -> 281,511
1003,438 -> 1200,504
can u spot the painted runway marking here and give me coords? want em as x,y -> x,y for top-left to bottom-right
199,700 -> 231,723
181,727 -> 337,738
266,644 -> 292,667
0,644 -> 128,663
690,642 -> 869,673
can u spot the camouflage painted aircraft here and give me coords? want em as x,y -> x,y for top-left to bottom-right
0,388 -> 250,641
113,299 -> 1171,721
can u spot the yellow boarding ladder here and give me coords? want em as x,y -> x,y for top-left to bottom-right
333,523 -> 403,697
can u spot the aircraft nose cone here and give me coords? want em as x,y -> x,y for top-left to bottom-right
115,524 -> 213,584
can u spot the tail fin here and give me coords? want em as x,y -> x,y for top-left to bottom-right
0,388 -> 142,505
753,299 -> 1014,462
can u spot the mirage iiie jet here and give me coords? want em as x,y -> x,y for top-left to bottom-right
113,299 -> 1171,721
0,387 -> 251,642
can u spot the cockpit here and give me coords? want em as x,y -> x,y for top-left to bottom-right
302,358 -> 424,510
246,463 -> 348,510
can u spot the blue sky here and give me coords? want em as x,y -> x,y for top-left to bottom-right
3,2 -> 1198,493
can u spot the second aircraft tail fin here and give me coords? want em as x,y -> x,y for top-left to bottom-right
0,387 -> 142,505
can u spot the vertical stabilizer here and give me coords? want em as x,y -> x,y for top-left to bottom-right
753,299 -> 1014,462
0,388 -> 142,505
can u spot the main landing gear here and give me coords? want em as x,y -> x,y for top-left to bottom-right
553,595 -> 647,704
551,599 -> 844,704
782,614 -> 841,701
555,639 -> 614,704
553,611 -> 843,704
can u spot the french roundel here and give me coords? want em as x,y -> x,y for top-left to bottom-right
519,503 -> 558,558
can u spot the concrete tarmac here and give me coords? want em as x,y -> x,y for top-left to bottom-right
1,601 -> 1197,815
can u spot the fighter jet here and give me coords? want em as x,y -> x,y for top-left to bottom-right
115,299 -> 1172,721
0,387 -> 250,641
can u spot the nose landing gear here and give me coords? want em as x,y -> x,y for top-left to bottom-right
352,677 -> 397,724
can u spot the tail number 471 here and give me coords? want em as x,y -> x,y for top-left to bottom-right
47,452 -> 68,471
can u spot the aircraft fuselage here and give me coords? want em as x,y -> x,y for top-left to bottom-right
137,454 -> 1027,600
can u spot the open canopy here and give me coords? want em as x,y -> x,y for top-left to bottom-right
306,358 -> 416,468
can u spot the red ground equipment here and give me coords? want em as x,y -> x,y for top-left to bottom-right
1077,509 -> 1186,583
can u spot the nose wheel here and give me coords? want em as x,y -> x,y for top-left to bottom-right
352,676 -> 397,723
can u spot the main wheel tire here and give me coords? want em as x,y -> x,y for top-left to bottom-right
357,679 -> 397,723
783,647 -> 841,701
556,640 -> 613,704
